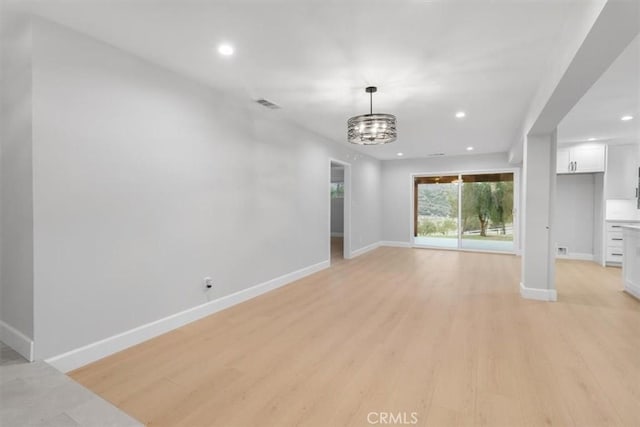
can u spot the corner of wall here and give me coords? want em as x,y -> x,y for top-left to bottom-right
520,282 -> 557,302
0,6 -> 35,347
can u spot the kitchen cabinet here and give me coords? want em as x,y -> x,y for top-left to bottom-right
557,144 -> 605,174
606,144 -> 639,200
606,221 -> 639,265
621,226 -> 640,299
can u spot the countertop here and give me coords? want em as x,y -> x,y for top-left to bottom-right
607,219 -> 640,223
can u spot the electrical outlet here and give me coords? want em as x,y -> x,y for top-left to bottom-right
204,277 -> 214,289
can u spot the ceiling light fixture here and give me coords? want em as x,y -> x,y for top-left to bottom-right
348,86 -> 397,145
588,137 -> 596,141
396,152 -> 404,157
621,115 -> 634,121
456,111 -> 466,118
217,43 -> 234,56
466,146 -> 474,151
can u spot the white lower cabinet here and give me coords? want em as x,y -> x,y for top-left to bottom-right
606,221 -> 638,264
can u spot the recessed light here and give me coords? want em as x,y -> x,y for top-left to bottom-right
466,146 -> 474,151
621,115 -> 634,121
456,111 -> 466,118
217,43 -> 234,56
396,152 -> 404,157
588,137 -> 596,141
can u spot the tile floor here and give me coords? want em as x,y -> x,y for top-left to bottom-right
0,342 -> 142,427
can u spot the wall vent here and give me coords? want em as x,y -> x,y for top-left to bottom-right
255,99 -> 281,109
557,246 -> 568,256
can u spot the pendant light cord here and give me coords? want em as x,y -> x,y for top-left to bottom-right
370,91 -> 373,115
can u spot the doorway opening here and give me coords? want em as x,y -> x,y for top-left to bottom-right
413,171 -> 516,253
329,160 -> 351,263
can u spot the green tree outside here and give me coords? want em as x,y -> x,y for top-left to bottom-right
461,181 -> 513,237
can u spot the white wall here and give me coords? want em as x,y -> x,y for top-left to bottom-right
330,167 -> 344,183
555,174 -> 599,257
330,166 -> 344,235
594,173 -> 604,265
381,153 -> 518,244
29,19 -> 381,359
0,10 -> 34,341
521,133 -> 557,299
330,198 -> 344,235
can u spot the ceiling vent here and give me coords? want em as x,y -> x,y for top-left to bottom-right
427,153 -> 445,157
255,99 -> 281,109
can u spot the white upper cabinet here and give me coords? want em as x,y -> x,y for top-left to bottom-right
557,144 -> 606,174
572,144 -> 606,172
606,144 -> 640,200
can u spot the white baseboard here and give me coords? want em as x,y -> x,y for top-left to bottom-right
46,260 -> 330,373
624,279 -> 640,300
330,232 -> 344,237
556,252 -> 594,261
0,321 -> 34,362
380,241 -> 412,248
350,241 -> 381,258
520,282 -> 557,302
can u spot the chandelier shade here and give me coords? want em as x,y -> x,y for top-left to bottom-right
348,87 -> 397,145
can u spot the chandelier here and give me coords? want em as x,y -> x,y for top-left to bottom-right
347,86 -> 397,145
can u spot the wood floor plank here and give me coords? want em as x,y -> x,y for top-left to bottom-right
69,249 -> 640,426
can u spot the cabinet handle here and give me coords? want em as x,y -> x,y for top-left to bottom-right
612,238 -> 623,241
611,225 -> 621,228
612,253 -> 623,256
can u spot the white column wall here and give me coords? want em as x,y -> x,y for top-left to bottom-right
0,10 -> 35,359
521,132 -> 557,301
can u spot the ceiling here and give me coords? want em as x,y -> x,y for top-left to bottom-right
16,0 -> 600,160
559,34 -> 640,146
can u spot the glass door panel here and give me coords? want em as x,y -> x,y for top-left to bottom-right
460,173 -> 514,252
414,176 -> 460,248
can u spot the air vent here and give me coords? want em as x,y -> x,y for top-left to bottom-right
427,153 -> 445,157
255,99 -> 281,109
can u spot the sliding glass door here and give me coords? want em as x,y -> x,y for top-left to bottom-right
414,176 -> 459,248
414,172 -> 515,252
459,173 -> 514,252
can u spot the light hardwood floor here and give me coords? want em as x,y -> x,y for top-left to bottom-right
70,248 -> 640,426
331,236 -> 344,264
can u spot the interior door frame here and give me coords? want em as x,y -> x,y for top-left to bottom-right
409,167 -> 521,254
329,158 -> 352,262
